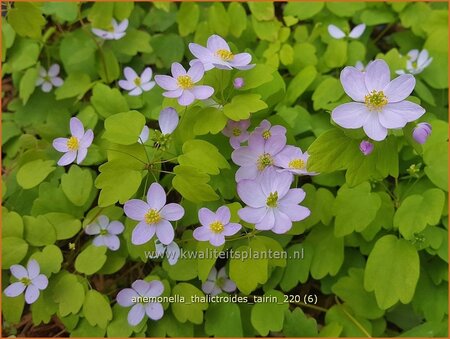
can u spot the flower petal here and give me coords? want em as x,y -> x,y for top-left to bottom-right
229,53 -> 252,68
4,282 -> 26,297
10,265 -> 28,279
380,101 -> 426,127
215,206 -> 231,224
331,102 -> 369,129
132,280 -> 150,295
140,81 -> 155,92
365,59 -> 391,92
160,203 -> 184,221
383,74 -> 415,103
166,242 -> 180,265
124,67 -> 138,82
124,199 -> 149,221
32,275 -> 48,290
147,183 -> 166,210
207,34 -> 230,51
222,279 -> 236,292
139,126 -> 150,144
328,24 -> 346,39
103,234 -> 121,251
132,222 -> 156,245
255,209 -> 275,230
202,281 -> 216,295
116,288 -> 138,307
189,43 -> 214,60
145,280 -> 164,298
51,77 -> 64,87
145,303 -> 164,320
128,304 -> 145,326
210,233 -> 225,247
198,208 -> 216,227
154,75 -> 178,91
155,220 -> 174,245
178,90 -> 195,106
348,23 -> 366,39
187,62 -> 204,83
159,107 -> 179,135
363,112 -> 388,141
119,80 -> 135,91
48,64 -> 60,77
191,85 -> 214,100
41,82 -> 53,93
25,285 -> 40,304
340,66 -> 367,101
271,210 -> 293,234
129,87 -> 143,96
140,67 -> 153,83
76,148 -> 88,164
85,223 -> 101,235
236,180 -> 266,207
80,130 -> 94,148
238,206 -> 267,224
70,117 -> 85,139
278,203 -> 310,223
193,226 -> 212,241
163,89 -> 183,98
235,165 -> 259,182
222,223 -> 241,236
57,151 -> 77,166
171,62 -> 186,78
107,221 -> 125,235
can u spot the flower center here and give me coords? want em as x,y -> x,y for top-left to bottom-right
232,128 -> 241,137
216,49 -> 234,61
216,277 -> 225,287
288,158 -> 305,170
66,136 -> 79,151
262,130 -> 271,140
177,75 -> 194,90
364,90 -> 388,111
145,209 -> 161,224
100,229 -> 108,236
209,221 -> 224,234
257,153 -> 273,171
134,77 -> 142,86
266,192 -> 278,208
20,277 -> 31,286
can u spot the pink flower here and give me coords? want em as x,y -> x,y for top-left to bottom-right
233,77 -> 245,89
359,140 -> 374,155
53,117 -> 94,166
413,122 -> 432,144
332,59 -> 425,141
154,62 -> 214,106
274,146 -> 316,176
222,119 -> 250,149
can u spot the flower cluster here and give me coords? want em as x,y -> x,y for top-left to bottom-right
328,23 -> 366,40
396,49 -> 433,75
85,215 -> 124,251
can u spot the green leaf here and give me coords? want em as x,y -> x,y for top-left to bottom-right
3,210 -> 24,238
208,3 -> 229,37
41,2 -> 78,23
197,242 -> 223,282
229,238 -> 269,294
423,140 -> 448,191
23,215 -> 57,246
91,83 -> 129,118
111,29 -> 152,57
284,2 -> 324,20
284,66 -> 317,105
205,302 -> 243,337
16,159 -> 55,189
228,3 -> 247,38
8,2 -> 45,39
83,290 -> 113,329
44,213 -> 81,240
332,268 -> 384,319
75,244 -> 107,275
360,9 -> 396,25
251,290 -> 289,336
114,3 -> 134,21
364,235 -> 420,309
223,94 -> 268,120
305,223 -> 344,279
324,40 -> 348,68
19,67 -> 38,104
87,2 -> 114,29
325,304 -> 373,337
251,17 -> 281,42
52,273 -> 85,316
60,30 -> 97,77
283,308 -> 318,337
61,165 -> 94,206
333,182 -> 382,236
103,110 -> 145,145
150,33 -> 184,68
178,139 -> 229,175
2,237 -> 28,268
193,107 -> 228,135
55,73 -> 92,100
280,242 -> 313,291
326,2 -> 366,17
172,165 -> 219,203
312,77 -> 344,111
249,3 -> 274,21
177,3 -> 199,36
4,38 -> 39,73
171,283 -> 208,324
394,188 -> 445,239
30,245 -> 63,276
2,292 -> 25,324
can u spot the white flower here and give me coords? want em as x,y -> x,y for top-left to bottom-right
52,117 -> 94,166
92,19 -> 128,40
158,107 -> 179,135
118,67 -> 156,96
138,126 -> 150,144
35,64 -> 64,92
396,49 -> 433,75
202,267 -> 236,296
85,215 -> 125,251
328,24 -> 366,40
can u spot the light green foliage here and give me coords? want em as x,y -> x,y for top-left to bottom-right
75,244 -> 107,275
250,290 -> 289,336
103,111 -> 146,145
16,159 -> 55,189
171,283 -> 208,324
83,290 -> 113,328
61,165 -> 94,206
205,302 -> 243,337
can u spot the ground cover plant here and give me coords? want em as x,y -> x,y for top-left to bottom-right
1,1 -> 449,337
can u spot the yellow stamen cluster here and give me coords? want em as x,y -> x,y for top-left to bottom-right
232,128 -> 241,136
209,221 -> 224,234
100,229 -> 108,235
288,158 -> 305,170
364,90 -> 388,111
257,153 -> 273,171
177,75 -> 194,89
145,209 -> 161,224
266,192 -> 278,208
66,136 -> 79,151
262,130 -> 271,140
20,277 -> 31,286
134,77 -> 142,86
216,49 -> 234,61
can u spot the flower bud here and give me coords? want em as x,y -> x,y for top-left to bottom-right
233,77 -> 244,89
359,140 -> 374,155
413,122 -> 432,144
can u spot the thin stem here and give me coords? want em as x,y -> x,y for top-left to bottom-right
373,23 -> 394,44
105,148 -> 147,165
335,297 -> 372,338
291,301 -> 328,313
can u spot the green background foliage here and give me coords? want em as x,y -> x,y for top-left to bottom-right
1,1 -> 448,338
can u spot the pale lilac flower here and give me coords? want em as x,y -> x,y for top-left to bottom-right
413,122 -> 432,144
253,120 -> 287,144
53,117 -> 94,166
222,119 -> 251,149
85,215 -> 124,251
274,146 -> 316,176
118,67 -> 155,96
189,34 -> 254,71
332,59 -> 426,141
202,267 -> 236,296
359,140 -> 374,155
138,126 -> 150,144
231,124 -> 286,181
36,64 -> 63,92
152,240 -> 180,266
92,19 -> 128,40
159,107 -> 179,135
396,49 -> 433,75
116,280 -> 164,326
4,260 -> 48,304
193,206 -> 241,247
355,61 -> 365,72
154,62 -> 214,106
233,77 -> 245,89
124,183 -> 184,245
328,23 -> 366,40
238,167 -> 310,234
